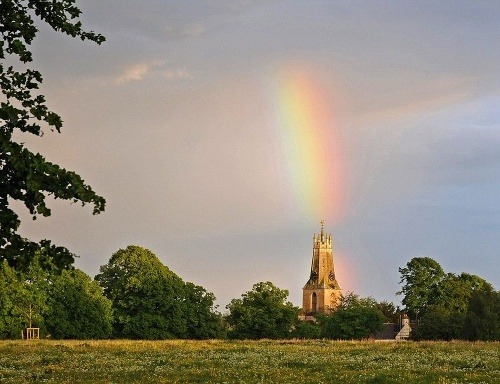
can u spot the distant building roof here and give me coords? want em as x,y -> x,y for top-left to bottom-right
374,323 -> 397,340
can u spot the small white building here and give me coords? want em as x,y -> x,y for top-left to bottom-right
395,314 -> 412,340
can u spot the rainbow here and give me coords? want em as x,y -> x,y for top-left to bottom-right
268,65 -> 346,223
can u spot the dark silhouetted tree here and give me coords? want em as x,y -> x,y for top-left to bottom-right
292,321 -> 321,339
412,305 -> 464,341
1,0 -> 106,270
463,286 -> 500,341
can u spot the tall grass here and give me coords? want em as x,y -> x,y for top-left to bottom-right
0,339 -> 498,383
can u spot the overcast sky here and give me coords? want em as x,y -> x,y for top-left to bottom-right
14,0 -> 500,309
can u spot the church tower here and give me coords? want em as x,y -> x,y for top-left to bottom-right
302,221 -> 341,315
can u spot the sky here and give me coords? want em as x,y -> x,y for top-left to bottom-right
13,0 -> 500,310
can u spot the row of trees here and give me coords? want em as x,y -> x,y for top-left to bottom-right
224,256 -> 499,341
398,257 -> 500,341
226,283 -> 387,340
96,246 -> 223,339
296,294 -> 388,340
0,257 -> 112,339
1,245 -> 391,340
2,247 -> 498,341
1,246 -> 224,339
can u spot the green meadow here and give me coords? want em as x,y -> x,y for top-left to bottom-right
0,340 -> 499,383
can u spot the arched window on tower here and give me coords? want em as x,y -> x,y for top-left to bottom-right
311,292 -> 317,313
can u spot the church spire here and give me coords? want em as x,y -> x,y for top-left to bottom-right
302,221 -> 341,315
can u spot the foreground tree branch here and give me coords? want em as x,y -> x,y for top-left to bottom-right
0,0 -> 106,270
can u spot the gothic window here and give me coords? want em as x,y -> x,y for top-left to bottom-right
328,270 -> 335,281
310,270 -> 318,281
311,292 -> 317,313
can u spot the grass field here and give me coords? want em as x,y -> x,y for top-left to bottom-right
0,339 -> 499,383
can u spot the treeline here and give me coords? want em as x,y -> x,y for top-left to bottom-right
1,247 -> 498,340
0,245 -> 390,340
398,257 -> 500,341
0,246 -> 223,339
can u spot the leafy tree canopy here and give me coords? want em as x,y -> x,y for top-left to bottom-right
226,281 -> 299,339
0,0 -> 106,270
292,320 -> 321,339
397,257 -> 445,316
337,292 -> 378,310
411,304 -> 465,341
376,300 -> 401,323
463,285 -> 500,341
45,269 -> 113,339
0,256 -> 112,339
96,246 -> 186,339
413,275 -> 497,341
398,256 -> 498,340
184,281 -> 225,339
317,293 -> 385,340
0,254 -> 51,338
430,272 -> 491,314
0,260 -> 26,338
96,245 -> 223,339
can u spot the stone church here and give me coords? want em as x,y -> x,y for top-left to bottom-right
302,221 -> 342,315
301,221 -> 412,339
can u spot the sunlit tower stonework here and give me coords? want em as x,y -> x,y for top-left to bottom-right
302,221 -> 341,315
